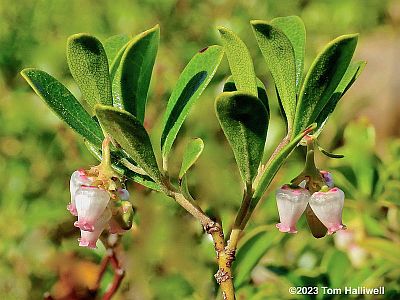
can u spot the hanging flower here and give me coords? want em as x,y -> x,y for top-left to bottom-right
67,137 -> 135,249
68,169 -> 93,216
309,187 -> 346,234
275,185 -> 310,233
74,185 -> 111,232
79,208 -> 112,248
275,184 -> 346,235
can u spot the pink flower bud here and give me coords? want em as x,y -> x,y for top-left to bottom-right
320,170 -> 334,188
117,188 -> 130,201
68,170 -> 93,216
74,186 -> 110,232
78,208 -> 112,248
276,185 -> 310,233
309,187 -> 346,234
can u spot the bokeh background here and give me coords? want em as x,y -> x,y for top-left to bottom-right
1,0 -> 399,299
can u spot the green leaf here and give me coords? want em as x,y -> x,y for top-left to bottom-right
95,105 -> 164,185
21,68 -> 103,147
103,34 -> 130,66
161,45 -> 224,164
327,251 -> 351,288
215,91 -> 268,184
251,20 -> 297,131
293,34 -> 358,136
223,75 -> 269,113
234,227 -> 282,288
179,138 -> 204,179
67,33 -> 112,112
270,16 -> 306,93
112,25 -> 160,122
315,61 -> 366,130
109,43 -> 129,81
218,26 -> 258,96
253,123 -> 316,201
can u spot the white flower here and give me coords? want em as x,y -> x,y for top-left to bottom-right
74,186 -> 110,232
78,208 -> 112,248
309,187 -> 346,235
276,185 -> 310,233
276,184 -> 346,235
68,170 -> 93,216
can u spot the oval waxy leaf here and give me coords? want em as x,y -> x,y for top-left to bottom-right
103,34 -> 130,66
112,25 -> 160,122
270,16 -> 306,93
293,34 -> 358,136
315,61 -> 366,132
67,34 -> 112,112
215,91 -> 268,184
21,68 -> 104,147
223,75 -> 269,115
179,138 -> 204,179
251,20 -> 297,132
161,45 -> 224,163
218,26 -> 258,97
95,105 -> 164,185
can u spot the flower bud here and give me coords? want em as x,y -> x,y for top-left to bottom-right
117,188 -> 130,201
276,185 -> 310,233
320,170 -> 334,188
78,208 -> 112,248
68,170 -> 93,216
109,200 -> 135,234
74,186 -> 110,232
309,187 -> 346,234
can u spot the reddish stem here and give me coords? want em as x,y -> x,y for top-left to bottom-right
101,248 -> 125,300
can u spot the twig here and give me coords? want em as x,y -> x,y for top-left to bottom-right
102,249 -> 125,300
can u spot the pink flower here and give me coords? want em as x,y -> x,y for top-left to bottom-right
78,208 -> 112,248
276,185 -> 310,233
68,170 -> 93,216
309,187 -> 346,234
74,186 -> 110,232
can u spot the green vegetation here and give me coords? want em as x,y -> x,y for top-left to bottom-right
1,0 -> 399,299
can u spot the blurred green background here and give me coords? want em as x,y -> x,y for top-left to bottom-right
1,0 -> 399,299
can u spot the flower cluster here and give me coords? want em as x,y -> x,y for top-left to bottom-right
276,171 -> 346,235
68,169 -> 133,248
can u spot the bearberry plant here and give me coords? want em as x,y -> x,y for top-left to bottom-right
22,16 -> 364,300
